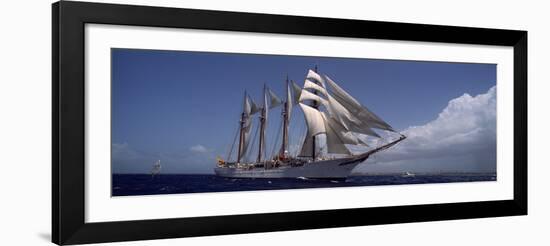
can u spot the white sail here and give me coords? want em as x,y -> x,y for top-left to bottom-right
321,113 -> 371,155
298,132 -> 329,158
298,130 -> 313,157
278,79 -> 292,157
346,121 -> 381,138
306,69 -> 326,87
299,89 -> 328,107
324,75 -> 361,107
322,113 -> 351,155
326,94 -> 358,126
323,113 -> 363,145
244,94 -> 259,115
304,79 -> 328,96
355,109 -> 394,131
291,80 -> 302,105
299,103 -> 326,136
267,88 -> 282,109
239,93 -> 259,160
325,94 -> 380,138
324,75 -> 394,132
298,103 -> 328,158
239,114 -> 253,159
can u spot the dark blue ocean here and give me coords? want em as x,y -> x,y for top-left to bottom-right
112,174 -> 496,196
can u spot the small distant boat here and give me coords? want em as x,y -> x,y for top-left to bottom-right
151,160 -> 161,177
402,171 -> 415,177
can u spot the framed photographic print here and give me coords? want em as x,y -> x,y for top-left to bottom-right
52,1 -> 527,245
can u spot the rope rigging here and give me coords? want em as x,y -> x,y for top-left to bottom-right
226,121 -> 240,161
269,117 -> 283,159
245,118 -> 260,162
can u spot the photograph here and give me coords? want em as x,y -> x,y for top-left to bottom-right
111,48 -> 497,196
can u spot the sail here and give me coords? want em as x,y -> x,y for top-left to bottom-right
346,121 -> 381,138
259,87 -> 281,157
357,136 -> 370,146
324,113 -> 363,145
280,79 -> 292,156
299,89 -> 328,107
326,94 -> 381,138
267,88 -> 282,109
298,103 -> 329,158
304,79 -> 328,96
239,114 -> 254,159
324,75 -> 394,132
298,130 -> 313,157
325,112 -> 374,153
297,71 -> 328,158
299,103 -> 326,137
259,86 -> 269,162
326,94 -> 359,127
244,93 -> 259,116
306,69 -> 326,87
291,81 -> 302,105
239,92 -> 259,161
321,113 -> 352,155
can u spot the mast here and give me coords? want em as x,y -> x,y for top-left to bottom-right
280,76 -> 290,159
237,112 -> 246,163
237,92 -> 247,163
257,85 -> 267,163
311,65 -> 319,160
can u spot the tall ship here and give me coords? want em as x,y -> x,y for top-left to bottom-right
215,68 -> 406,179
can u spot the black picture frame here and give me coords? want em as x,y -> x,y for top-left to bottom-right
52,1 -> 527,245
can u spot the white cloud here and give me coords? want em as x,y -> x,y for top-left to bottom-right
189,144 -> 208,153
359,86 -> 497,173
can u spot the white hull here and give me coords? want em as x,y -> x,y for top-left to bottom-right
215,135 -> 407,179
214,158 -> 363,179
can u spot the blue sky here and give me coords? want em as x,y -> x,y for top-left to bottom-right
111,48 -> 496,174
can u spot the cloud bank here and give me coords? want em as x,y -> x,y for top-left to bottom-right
356,86 -> 497,173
